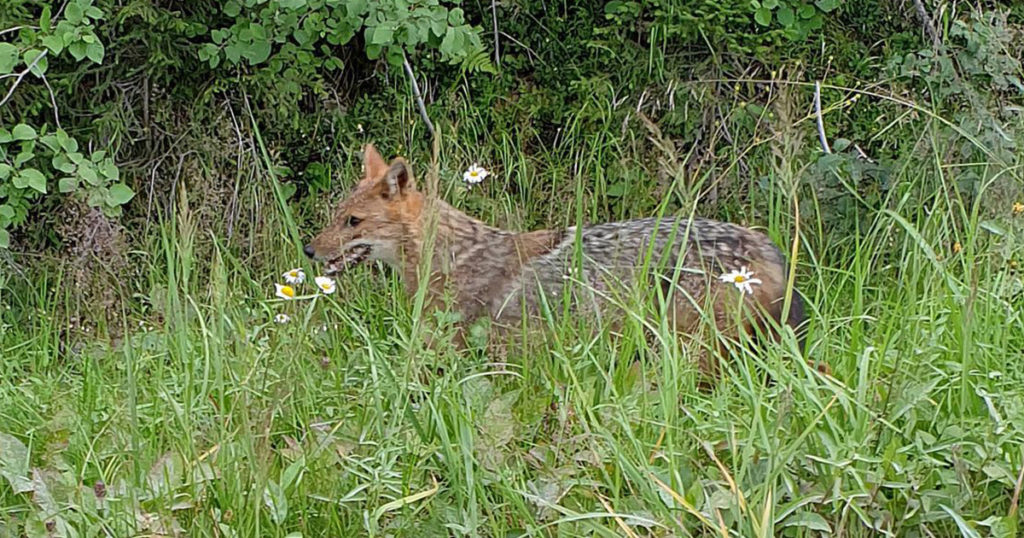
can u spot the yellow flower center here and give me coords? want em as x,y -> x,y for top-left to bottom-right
1014,202 -> 1023,214
470,171 -> 479,177
281,285 -> 295,297
733,275 -> 746,283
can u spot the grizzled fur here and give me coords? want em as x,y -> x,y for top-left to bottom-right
305,144 -> 806,370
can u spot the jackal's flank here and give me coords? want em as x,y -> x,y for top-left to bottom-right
305,144 -> 805,358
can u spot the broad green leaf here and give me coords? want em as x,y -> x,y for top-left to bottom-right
198,43 -> 217,62
16,169 -> 47,194
68,41 -> 88,61
987,516 -> 1017,538
56,129 -> 76,152
107,183 -> 135,205
40,134 -> 60,152
605,1 -> 629,14
58,177 -> 78,193
280,456 -> 305,489
263,480 -> 288,525
0,205 -> 13,220
371,25 -> 394,45
325,56 -> 344,71
224,43 -> 243,64
754,7 -> 772,26
101,204 -> 123,218
0,164 -> 11,179
429,16 -> 446,38
447,8 -> 465,25
293,28 -> 312,46
762,0 -> 778,8
0,229 -> 8,248
223,0 -> 241,16
40,6 -> 52,32
53,154 -> 76,173
279,0 -> 306,9
440,27 -> 462,57
815,0 -> 841,12
85,41 -> 104,64
346,0 -> 368,17
0,128 -> 11,143
250,22 -> 267,40
0,43 -> 18,74
23,49 -> 47,76
65,2 -> 84,24
79,163 -> 99,185
211,29 -> 229,44
86,190 -> 103,208
777,6 -> 795,27
14,149 -> 34,167
243,40 -> 271,64
11,124 -> 37,141
385,46 -> 403,68
99,160 -> 119,180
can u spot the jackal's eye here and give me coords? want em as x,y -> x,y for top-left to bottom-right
346,215 -> 363,227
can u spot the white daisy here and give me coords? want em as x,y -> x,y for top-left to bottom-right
282,268 -> 306,285
718,266 -> 762,295
314,276 -> 336,295
463,164 -> 490,184
274,313 -> 291,324
275,283 -> 297,300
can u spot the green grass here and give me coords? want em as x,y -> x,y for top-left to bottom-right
1,90 -> 1023,537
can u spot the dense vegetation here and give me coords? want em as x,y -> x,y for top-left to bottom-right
1,0 -> 1023,535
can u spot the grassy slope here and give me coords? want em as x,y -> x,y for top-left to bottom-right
1,87 -> 1023,538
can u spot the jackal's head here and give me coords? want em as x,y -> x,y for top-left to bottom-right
304,144 -> 422,274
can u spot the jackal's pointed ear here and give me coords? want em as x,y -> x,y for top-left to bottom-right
384,158 -> 415,198
361,144 -> 388,184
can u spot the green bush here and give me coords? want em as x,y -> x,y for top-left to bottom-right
0,0 -> 134,248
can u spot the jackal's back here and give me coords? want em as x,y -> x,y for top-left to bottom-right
491,216 -> 802,339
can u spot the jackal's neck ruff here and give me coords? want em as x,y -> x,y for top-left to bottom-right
399,198 -> 564,314
407,199 -> 512,267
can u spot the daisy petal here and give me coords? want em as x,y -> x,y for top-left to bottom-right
282,268 -> 306,285
314,276 -> 336,295
275,284 -> 297,300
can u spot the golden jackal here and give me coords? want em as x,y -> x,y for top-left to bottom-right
305,144 -> 806,370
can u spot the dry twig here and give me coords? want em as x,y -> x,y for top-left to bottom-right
814,81 -> 831,154
402,52 -> 436,139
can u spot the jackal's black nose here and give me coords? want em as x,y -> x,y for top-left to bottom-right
303,244 -> 316,259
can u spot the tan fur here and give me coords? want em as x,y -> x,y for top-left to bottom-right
305,144 -> 809,375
